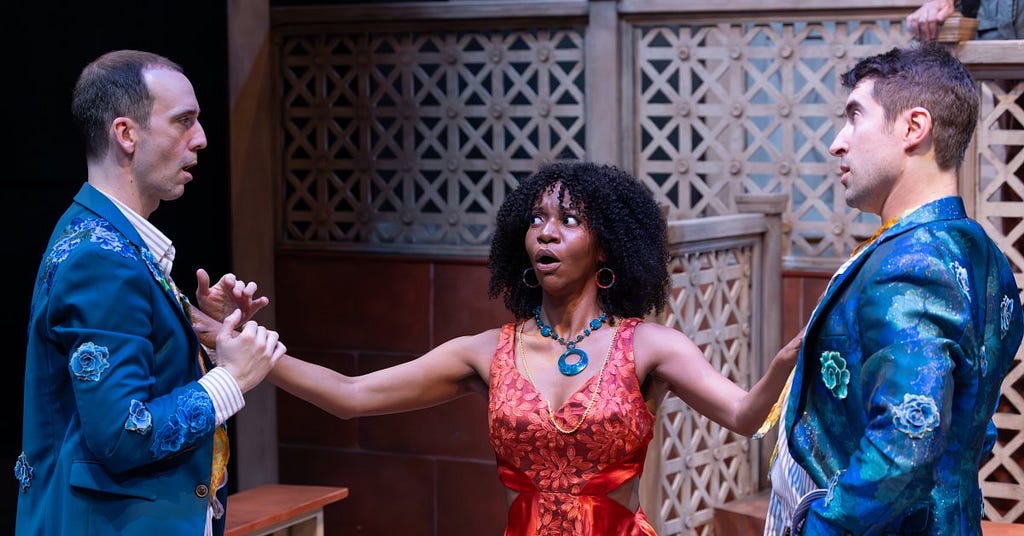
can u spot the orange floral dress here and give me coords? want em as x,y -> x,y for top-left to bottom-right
488,317 -> 657,535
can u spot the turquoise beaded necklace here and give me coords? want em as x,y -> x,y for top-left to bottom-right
531,306 -> 608,376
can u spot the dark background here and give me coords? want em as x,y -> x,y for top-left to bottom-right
7,1 -> 232,532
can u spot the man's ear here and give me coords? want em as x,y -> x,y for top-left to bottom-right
111,116 -> 137,155
904,106 -> 932,150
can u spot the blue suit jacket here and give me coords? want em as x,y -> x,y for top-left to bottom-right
784,196 -> 1023,535
16,183 -> 226,535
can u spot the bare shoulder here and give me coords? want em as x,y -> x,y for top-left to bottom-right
632,321 -> 693,348
436,325 -> 508,378
632,320 -> 703,377
445,326 -> 505,350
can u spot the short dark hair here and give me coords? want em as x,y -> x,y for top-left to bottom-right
488,161 -> 670,320
71,50 -> 183,160
839,42 -> 978,171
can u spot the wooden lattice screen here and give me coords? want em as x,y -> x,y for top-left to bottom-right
644,197 -> 784,536
271,2 -> 1023,533
276,26 -> 587,255
630,17 -> 913,267
655,241 -> 759,535
967,66 -> 1024,523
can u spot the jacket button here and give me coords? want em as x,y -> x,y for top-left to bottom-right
195,484 -> 209,498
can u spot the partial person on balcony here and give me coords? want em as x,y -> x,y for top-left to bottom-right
762,42 -> 1024,535
194,160 -> 803,536
907,0 -> 1024,41
14,49 -> 286,536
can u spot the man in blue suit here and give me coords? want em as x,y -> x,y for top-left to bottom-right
764,43 -> 1023,534
15,50 -> 286,536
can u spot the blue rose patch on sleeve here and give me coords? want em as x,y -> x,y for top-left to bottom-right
69,342 -> 110,382
892,393 -> 940,439
150,390 -> 215,458
125,399 -> 153,434
14,452 -> 33,493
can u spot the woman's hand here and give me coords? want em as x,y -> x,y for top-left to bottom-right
191,305 -> 223,349
775,329 -> 805,368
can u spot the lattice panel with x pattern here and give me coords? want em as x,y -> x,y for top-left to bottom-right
657,245 -> 755,536
278,28 -> 587,252
975,79 -> 1024,524
633,19 -> 911,263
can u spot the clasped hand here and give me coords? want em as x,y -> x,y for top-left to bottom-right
192,268 -> 285,393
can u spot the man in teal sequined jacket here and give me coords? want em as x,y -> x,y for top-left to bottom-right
773,43 -> 1024,535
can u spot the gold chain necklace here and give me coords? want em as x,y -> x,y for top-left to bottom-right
516,321 -> 618,434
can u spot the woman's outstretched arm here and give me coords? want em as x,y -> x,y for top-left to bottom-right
267,330 -> 495,419
636,323 -> 802,436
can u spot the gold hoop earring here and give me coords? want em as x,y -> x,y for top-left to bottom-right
596,267 -> 616,289
522,267 -> 540,289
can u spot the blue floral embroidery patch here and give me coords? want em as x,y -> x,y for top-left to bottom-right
150,390 -> 215,457
175,390 -> 216,434
125,399 -> 153,434
892,393 -> 940,439
140,248 -> 172,294
14,452 -> 33,493
952,262 -> 970,302
70,342 -> 110,382
42,217 -> 134,292
1001,295 -> 1014,339
820,351 -> 850,399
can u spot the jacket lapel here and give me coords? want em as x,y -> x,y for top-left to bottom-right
73,184 -> 195,331
783,197 -> 968,434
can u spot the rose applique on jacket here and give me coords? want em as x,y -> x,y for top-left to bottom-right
892,393 -> 940,439
819,351 -> 850,399
14,452 -> 33,493
125,399 -> 153,434
150,390 -> 216,458
70,342 -> 110,382
41,217 -> 133,293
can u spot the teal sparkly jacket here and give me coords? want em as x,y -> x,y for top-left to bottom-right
784,196 -> 1023,535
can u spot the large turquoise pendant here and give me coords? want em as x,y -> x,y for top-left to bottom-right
558,347 -> 589,376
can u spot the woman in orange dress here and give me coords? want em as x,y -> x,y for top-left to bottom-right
208,161 -> 801,535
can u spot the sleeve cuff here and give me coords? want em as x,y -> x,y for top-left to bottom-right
198,367 -> 245,426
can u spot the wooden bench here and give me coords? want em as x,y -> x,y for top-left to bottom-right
224,484 -> 349,536
713,491 -> 1024,535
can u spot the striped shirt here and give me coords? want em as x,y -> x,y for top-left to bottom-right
764,411 -> 818,535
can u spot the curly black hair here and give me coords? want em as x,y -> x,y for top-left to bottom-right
487,161 -> 670,320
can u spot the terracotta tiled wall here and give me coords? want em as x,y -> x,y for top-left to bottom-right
274,252 -> 513,536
